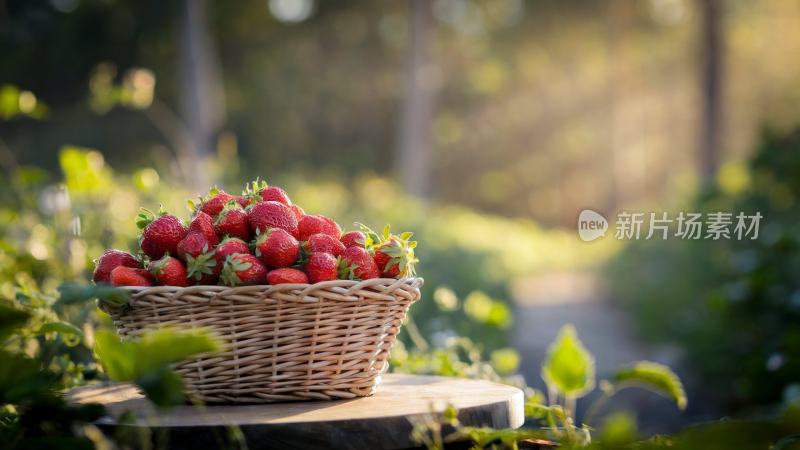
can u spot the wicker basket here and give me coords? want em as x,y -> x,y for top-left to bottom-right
100,277 -> 423,403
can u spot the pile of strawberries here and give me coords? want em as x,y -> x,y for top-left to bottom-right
93,181 -> 418,287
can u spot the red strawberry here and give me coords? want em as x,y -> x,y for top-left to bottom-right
297,214 -> 341,241
253,228 -> 299,269
236,195 -> 250,208
340,231 -> 366,249
261,186 -> 291,205
339,247 -> 380,280
305,252 -> 339,283
138,210 -> 188,260
110,266 -> 152,287
267,268 -> 309,285
303,233 -> 345,257
148,255 -> 189,287
247,201 -> 299,238
213,237 -> 251,267
192,186 -> 235,217
188,211 -> 219,247
362,225 -> 419,278
243,179 -> 292,205
93,249 -> 140,283
214,201 -> 251,241
220,253 -> 267,286
290,204 -> 305,221
177,232 -> 210,261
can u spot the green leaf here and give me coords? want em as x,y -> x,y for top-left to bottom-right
133,327 -> 223,375
137,368 -> 186,408
613,361 -> 687,410
57,284 -> 130,309
94,330 -> 136,380
94,328 -> 223,407
36,321 -> 83,347
541,324 -> 595,398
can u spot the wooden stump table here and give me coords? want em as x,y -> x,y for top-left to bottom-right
68,374 -> 527,450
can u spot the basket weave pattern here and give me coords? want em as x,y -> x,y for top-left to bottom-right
103,277 -> 423,403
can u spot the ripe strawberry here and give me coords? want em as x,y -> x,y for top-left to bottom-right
243,179 -> 292,205
290,204 -> 305,221
253,228 -> 299,269
177,232 -> 211,261
340,231 -> 366,249
213,237 -> 251,267
137,209 -> 188,260
363,225 -> 419,278
236,195 -> 251,208
339,246 -> 380,280
305,252 -> 339,283
247,201 -> 299,238
220,253 -> 267,286
267,268 -> 309,285
191,186 -> 235,218
303,233 -> 345,257
93,249 -> 140,283
214,201 -> 251,241
148,255 -> 189,287
188,211 -> 219,247
110,266 -> 152,287
297,214 -> 341,241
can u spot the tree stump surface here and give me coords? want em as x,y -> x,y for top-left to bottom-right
67,374 -> 526,450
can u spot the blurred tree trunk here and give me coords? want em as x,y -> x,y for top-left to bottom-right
397,0 -> 434,198
178,0 -> 225,191
698,0 -> 724,182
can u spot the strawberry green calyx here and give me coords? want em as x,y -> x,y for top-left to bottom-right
337,257 -> 358,280
220,254 -> 253,286
358,223 -> 418,277
242,178 -> 268,204
149,254 -> 171,276
378,236 -> 418,277
185,248 -> 216,281
354,222 -> 381,251
136,205 -> 168,230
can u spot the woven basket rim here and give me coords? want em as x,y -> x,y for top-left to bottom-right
115,277 -> 424,303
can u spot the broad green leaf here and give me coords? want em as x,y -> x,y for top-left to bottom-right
133,327 -> 223,375
57,284 -> 130,309
95,328 -> 223,407
94,330 -> 135,380
613,361 -> 687,410
36,321 -> 84,347
541,324 -> 595,398
136,368 -> 186,407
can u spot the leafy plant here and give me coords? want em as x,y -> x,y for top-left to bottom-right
408,324 -> 687,450
94,327 -> 223,407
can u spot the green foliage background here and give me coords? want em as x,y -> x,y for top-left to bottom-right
606,127 -> 800,411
